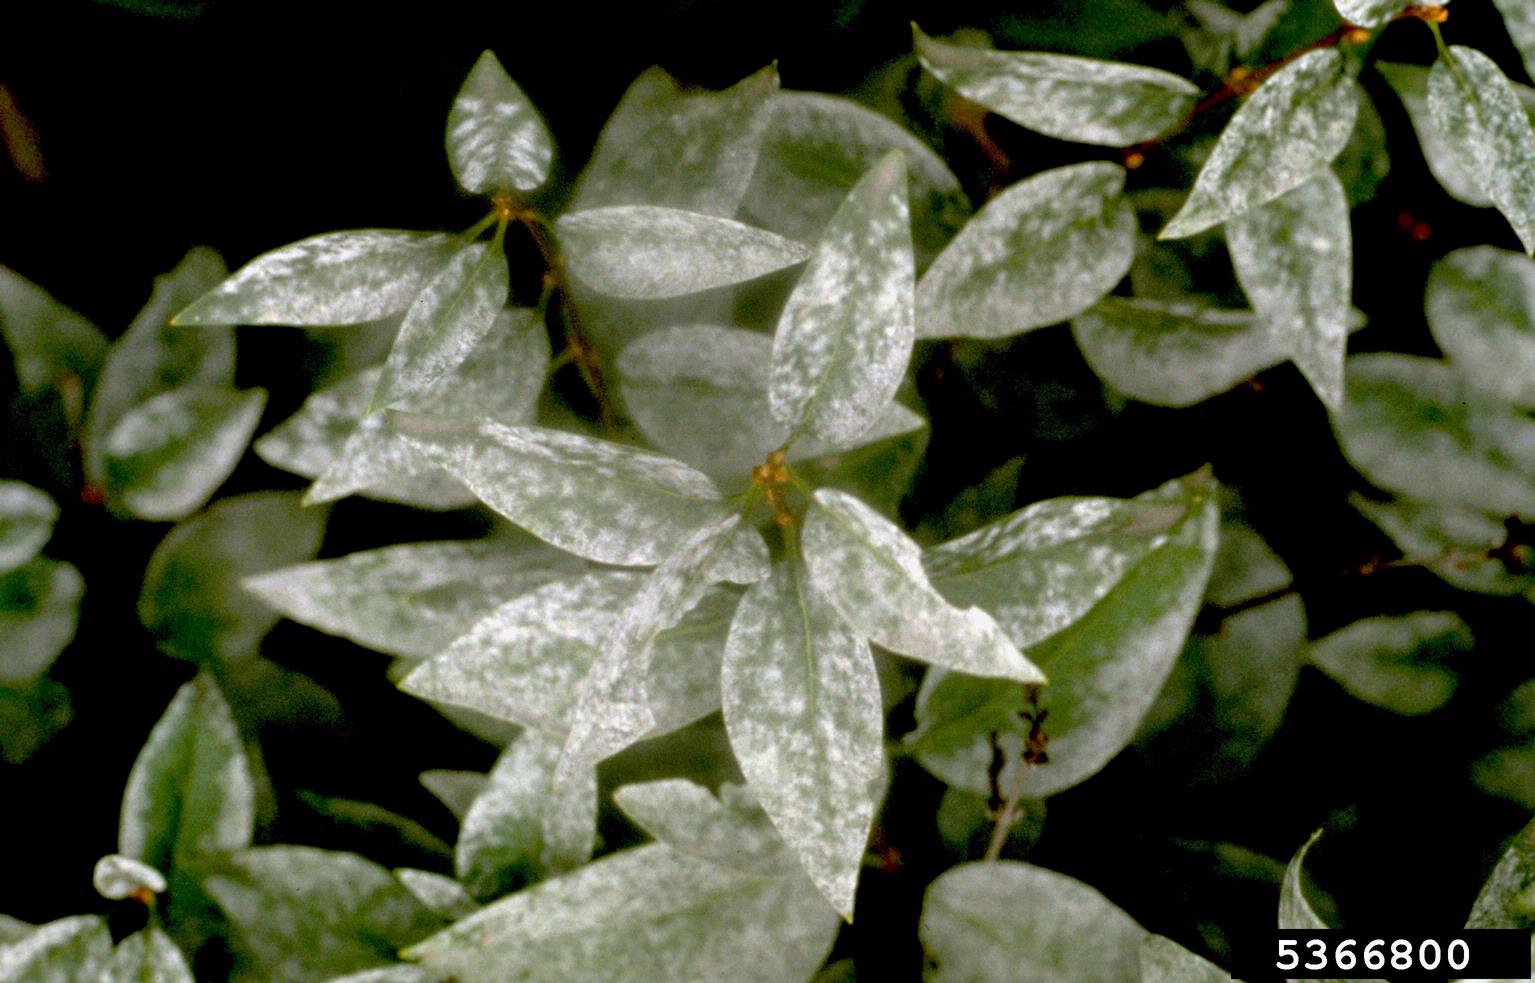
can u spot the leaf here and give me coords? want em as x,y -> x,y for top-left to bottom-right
0,265 -> 106,392
139,492 -> 328,663
1335,354 -> 1535,517
0,916 -> 111,983
1227,171 -> 1351,411
393,869 -> 479,921
1378,61 -> 1508,208
403,843 -> 839,983
0,482 -> 56,575
1494,0 -> 1535,80
321,968 -> 446,983
92,854 -> 168,899
1352,494 -> 1535,596
1467,813 -> 1535,929
388,416 -> 739,567
721,561 -> 883,917
373,240 -> 509,410
0,558 -> 84,685
920,861 -> 1143,983
802,489 -> 1045,683
1428,46 -> 1535,255
173,231 -> 459,326
1140,934 -> 1232,983
1277,832 -> 1369,983
1332,0 -> 1413,27
203,846 -> 444,983
101,385 -> 267,521
99,928 -> 193,983
612,779 -> 792,875
1307,611 -> 1471,715
557,207 -> 811,300
573,65 -> 778,216
246,537 -> 580,660
916,162 -> 1135,339
768,151 -> 914,446
1426,246 -> 1535,406
1161,49 -> 1359,239
295,792 -> 453,863
418,771 -> 486,822
457,732 -> 597,901
914,27 -> 1199,146
446,50 -> 553,194
0,917 -> 30,947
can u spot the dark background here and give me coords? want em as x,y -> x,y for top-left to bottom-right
4,1 -> 1535,979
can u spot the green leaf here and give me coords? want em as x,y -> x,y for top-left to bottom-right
1162,49 -> 1359,239
0,558 -> 83,684
1307,611 -> 1471,715
0,916 -> 111,983
246,537 -> 580,660
101,385 -> 267,521
612,779 -> 792,875
1467,813 -> 1535,929
0,481 -> 56,575
446,50 -> 553,194
0,265 -> 106,392
203,846 -> 445,983
1426,246 -> 1535,406
92,853 -> 168,899
803,489 -> 1046,683
99,928 -> 193,983
1353,494 -> 1535,595
1335,354 -> 1535,516
173,231 -> 459,326
388,416 -> 740,568
1139,934 -> 1232,983
573,65 -> 778,216
1428,46 -> 1535,255
1493,0 -> 1535,80
457,732 -> 597,901
721,561 -> 884,917
920,861 -> 1143,983
916,162 -> 1135,339
393,869 -> 478,921
914,27 -> 1199,146
0,916 -> 30,947
373,239 -> 510,410
138,492 -> 328,663
403,843 -> 839,983
1332,0 -> 1415,27
557,207 -> 811,300
419,770 -> 486,822
1227,171 -> 1351,411
769,151 -> 914,446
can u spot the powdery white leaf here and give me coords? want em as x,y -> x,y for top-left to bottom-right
0,558 -> 83,684
446,50 -> 552,194
0,916 -> 30,947
246,538 -> 580,660
1307,611 -> 1471,715
558,207 -> 810,300
457,732 -> 596,901
915,27 -> 1199,146
403,842 -> 839,983
916,162 -> 1134,339
1140,934 -> 1232,983
321,968 -> 445,983
373,240 -> 510,410
1336,354 -> 1535,517
573,65 -> 778,216
92,854 -> 167,900
769,151 -> 914,445
0,482 -> 57,575
1468,813 -> 1535,930
1162,49 -> 1359,239
1333,0 -> 1420,27
174,231 -> 459,326
1428,45 -> 1535,255
1494,0 -> 1535,79
0,916 -> 110,983
1227,171 -> 1352,411
721,561 -> 883,918
802,489 -> 1045,683
612,779 -> 792,875
1352,494 -> 1535,596
1278,830 -> 1366,983
99,928 -> 193,983
920,861 -> 1143,983
0,266 -> 106,393
1378,61 -> 1504,207
393,869 -> 478,921
419,771 -> 486,822
1427,246 -> 1535,406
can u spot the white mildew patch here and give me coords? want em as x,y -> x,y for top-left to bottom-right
1378,62 -> 1498,207
1333,0 -> 1426,27
98,928 -> 193,983
1427,246 -> 1535,406
916,162 -> 1135,340
446,50 -> 553,194
1139,934 -> 1230,983
1162,49 -> 1359,239
0,916 -> 111,983
1227,171 -> 1352,412
1493,0 -> 1534,77
612,779 -> 793,876
1467,814 -> 1535,930
558,207 -> 810,299
91,855 -> 167,901
172,231 -> 458,326
769,150 -> 915,446
0,480 -> 58,574
915,28 -> 1199,146
1278,832 -> 1331,931
803,489 -> 1045,683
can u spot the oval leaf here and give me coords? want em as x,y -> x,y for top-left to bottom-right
1307,611 -> 1471,715
0,481 -> 57,575
1426,245 -> 1535,406
447,50 -> 553,194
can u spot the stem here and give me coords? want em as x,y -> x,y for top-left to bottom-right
983,796 -> 1022,863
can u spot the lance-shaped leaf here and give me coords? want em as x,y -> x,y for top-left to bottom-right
1333,0 -> 1419,28
558,207 -> 810,300
914,27 -> 1199,146
246,538 -> 580,660
388,415 -> 739,567
139,492 -> 328,663
0,558 -> 83,684
1353,494 -> 1535,596
920,862 -> 1143,983
1227,171 -> 1351,411
400,571 -> 736,736
203,847 -> 445,983
1140,935 -> 1233,983
1426,246 -> 1535,406
0,482 -> 57,575
173,231 -> 459,326
1378,61 -> 1505,207
1336,354 -> 1535,517
1307,611 -> 1471,715
373,240 -> 509,410
394,869 -> 478,921
1161,49 -> 1359,239
916,162 -> 1135,339
0,916 -> 111,983
1429,46 -> 1535,255
93,854 -> 168,900
769,151 -> 914,445
402,843 -> 839,983
721,561 -> 884,918
446,50 -> 552,194
802,489 -> 1045,683
0,265 -> 106,393
573,65 -> 778,216
99,929 -> 193,983
457,732 -> 596,901
613,779 -> 792,875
